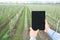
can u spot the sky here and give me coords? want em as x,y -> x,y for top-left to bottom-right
0,0 -> 60,3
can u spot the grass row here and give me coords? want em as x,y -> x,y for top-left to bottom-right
13,7 -> 25,40
0,6 -> 24,40
0,5 -> 21,26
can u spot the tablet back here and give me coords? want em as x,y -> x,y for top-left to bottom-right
32,11 -> 45,31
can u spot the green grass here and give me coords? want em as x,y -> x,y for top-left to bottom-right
0,4 -> 60,40
0,5 -> 21,25
0,7 -> 23,38
13,7 -> 25,40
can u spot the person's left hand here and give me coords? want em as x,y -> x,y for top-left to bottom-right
29,27 -> 39,38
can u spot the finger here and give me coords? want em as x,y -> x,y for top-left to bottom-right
36,29 -> 39,32
30,27 -> 32,30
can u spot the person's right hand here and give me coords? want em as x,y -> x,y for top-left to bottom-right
44,20 -> 50,33
29,27 -> 39,38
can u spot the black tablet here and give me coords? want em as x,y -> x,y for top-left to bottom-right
32,11 -> 45,31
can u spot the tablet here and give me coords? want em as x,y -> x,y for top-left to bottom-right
32,11 -> 45,31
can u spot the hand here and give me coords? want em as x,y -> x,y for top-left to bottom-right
44,20 -> 50,33
29,27 -> 39,38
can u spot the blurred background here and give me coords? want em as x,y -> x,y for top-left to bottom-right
0,0 -> 60,40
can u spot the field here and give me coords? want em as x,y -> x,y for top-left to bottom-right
0,4 -> 60,40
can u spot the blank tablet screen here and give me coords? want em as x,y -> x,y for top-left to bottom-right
32,11 -> 45,31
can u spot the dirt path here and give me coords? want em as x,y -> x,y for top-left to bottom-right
10,9 -> 24,40
12,7 -> 25,40
0,14 -> 15,32
10,13 -> 22,39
